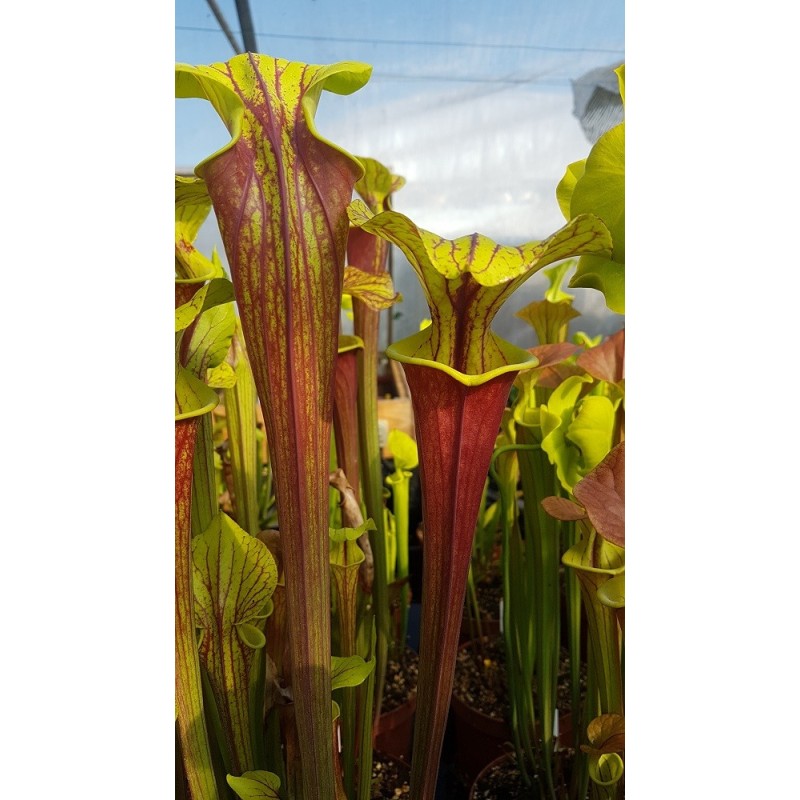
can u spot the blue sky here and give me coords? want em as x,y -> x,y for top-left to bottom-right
176,0 -> 625,341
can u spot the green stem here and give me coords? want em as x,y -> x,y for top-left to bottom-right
386,470 -> 412,651
200,666 -> 234,781
354,303 -> 391,722
224,329 -> 261,537
465,564 -> 484,650
563,519 -> 583,749
519,432 -> 561,799
571,660 -> 597,800
249,644 -> 268,770
564,532 -> 624,719
264,708 -> 287,793
355,621 -> 377,800
255,427 -> 276,530
491,444 -> 538,785
191,413 -> 218,538
513,532 -> 537,786
582,579 -> 623,716
329,510 -> 370,799
499,483 -> 531,784
332,576 -> 358,796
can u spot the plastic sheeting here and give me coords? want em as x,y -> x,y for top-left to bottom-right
176,0 -> 625,341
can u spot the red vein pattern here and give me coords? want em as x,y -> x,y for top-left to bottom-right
175,417 -> 217,800
180,54 -> 369,796
401,364 -> 520,799
333,344 -> 362,503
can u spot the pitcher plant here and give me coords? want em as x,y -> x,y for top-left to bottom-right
177,52 -> 372,796
348,198 -> 612,798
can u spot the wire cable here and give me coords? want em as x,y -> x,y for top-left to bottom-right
176,25 -> 624,56
202,0 -> 243,54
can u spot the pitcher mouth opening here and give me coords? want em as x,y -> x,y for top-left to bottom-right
385,327 -> 539,388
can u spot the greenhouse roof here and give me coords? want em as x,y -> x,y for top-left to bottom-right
175,0 -> 625,339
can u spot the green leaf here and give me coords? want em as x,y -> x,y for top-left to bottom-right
175,176 -> 224,281
568,121 -> 625,313
223,325 -> 260,537
175,365 -> 218,420
329,519 -> 372,660
235,622 -> 266,649
588,753 -> 624,787
556,159 -> 586,220
541,375 -> 592,431
329,534 -> 365,570
597,573 -> 625,608
175,283 -> 210,332
563,532 -> 624,575
175,278 -> 235,332
336,334 -> 363,355
566,395 -> 616,473
349,199 -> 611,376
354,155 -> 405,212
253,597 -> 274,620
183,299 -> 237,378
192,513 -> 279,773
176,176 -> 211,248
330,654 -> 375,691
514,299 -> 581,346
226,770 -> 282,799
329,518 -> 376,544
573,331 -> 603,348
571,124 -> 625,263
193,514 -> 278,632
386,429 -> 419,472
543,260 -> 576,302
570,254 -> 625,314
200,276 -> 235,312
207,360 -> 237,389
176,275 -> 235,462
343,265 -> 401,309
538,377 -> 593,491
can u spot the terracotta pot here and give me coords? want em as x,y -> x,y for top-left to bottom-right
459,612 -> 501,644
449,680 -> 512,785
448,637 -> 511,784
450,638 -> 575,786
467,752 -> 514,800
467,724 -> 577,800
374,691 -> 417,762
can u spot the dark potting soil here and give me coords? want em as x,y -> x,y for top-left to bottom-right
476,571 -> 504,617
452,637 -> 584,721
371,754 -> 411,799
470,757 -> 528,800
381,646 -> 419,713
463,571 -> 504,626
470,751 -> 584,800
453,637 -> 508,720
